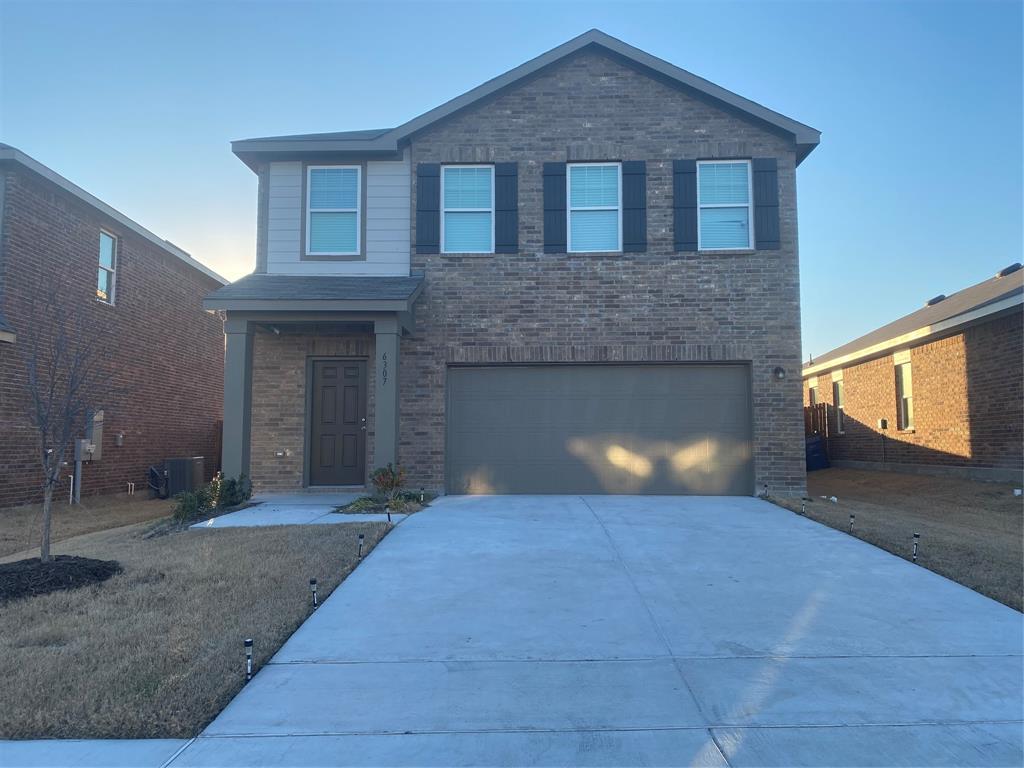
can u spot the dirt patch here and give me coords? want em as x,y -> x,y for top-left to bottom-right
0,556 -> 122,604
335,493 -> 433,515
772,468 -> 1023,611
0,520 -> 390,739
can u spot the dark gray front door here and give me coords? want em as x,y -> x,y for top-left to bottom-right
310,360 -> 366,486
446,364 -> 754,495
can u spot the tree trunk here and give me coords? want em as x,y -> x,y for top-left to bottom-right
41,483 -> 53,563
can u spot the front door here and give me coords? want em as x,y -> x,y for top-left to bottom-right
310,359 -> 367,486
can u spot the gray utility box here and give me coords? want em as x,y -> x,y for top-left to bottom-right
165,457 -> 205,496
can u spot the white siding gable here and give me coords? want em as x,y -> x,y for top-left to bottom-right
265,153 -> 411,276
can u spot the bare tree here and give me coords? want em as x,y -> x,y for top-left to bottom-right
20,296 -> 115,562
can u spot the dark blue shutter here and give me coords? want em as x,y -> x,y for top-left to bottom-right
673,160 -> 698,251
543,162 -> 567,254
416,163 -> 440,254
622,161 -> 647,253
753,158 -> 780,250
494,162 -> 518,253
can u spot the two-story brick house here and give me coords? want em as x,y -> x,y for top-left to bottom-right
206,30 -> 820,497
0,145 -> 226,508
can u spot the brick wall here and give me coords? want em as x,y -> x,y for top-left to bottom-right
803,311 -> 1023,471
250,331 -> 374,492
400,49 -> 807,496
0,164 -> 224,508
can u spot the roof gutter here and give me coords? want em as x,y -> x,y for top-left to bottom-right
803,292 -> 1024,377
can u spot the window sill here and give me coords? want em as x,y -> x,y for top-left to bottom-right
897,428 -> 916,435
303,253 -> 366,262
697,249 -> 756,255
96,298 -> 115,307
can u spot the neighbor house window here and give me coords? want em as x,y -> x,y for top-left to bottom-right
97,230 -> 117,304
808,386 -> 818,406
833,380 -> 846,433
568,163 -> 621,253
306,166 -> 360,255
442,165 -> 494,253
896,362 -> 914,430
697,160 -> 753,250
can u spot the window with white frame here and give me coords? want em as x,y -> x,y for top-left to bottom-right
442,165 -> 494,253
697,160 -> 753,250
568,163 -> 621,253
808,385 -> 818,406
97,230 -> 117,304
306,166 -> 360,255
833,380 -> 846,433
896,362 -> 914,430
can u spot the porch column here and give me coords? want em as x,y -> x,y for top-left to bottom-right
373,317 -> 400,469
222,315 -> 253,480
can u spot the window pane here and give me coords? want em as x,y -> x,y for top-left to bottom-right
444,212 -> 492,252
97,268 -> 111,302
309,211 -> 357,253
569,165 -> 619,207
699,162 -> 749,204
900,363 -> 913,397
309,168 -> 358,209
99,232 -> 115,269
570,209 -> 619,251
700,207 -> 750,249
443,167 -> 492,209
903,397 -> 914,428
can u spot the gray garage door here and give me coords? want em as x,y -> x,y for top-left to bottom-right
446,364 -> 753,495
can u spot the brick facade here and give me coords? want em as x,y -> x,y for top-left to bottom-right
0,163 -> 224,508
245,49 -> 810,496
803,311 -> 1023,473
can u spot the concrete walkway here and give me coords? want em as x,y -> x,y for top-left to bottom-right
167,495 -> 1022,767
190,492 -> 406,528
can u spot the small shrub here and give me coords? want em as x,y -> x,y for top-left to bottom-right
370,464 -> 406,500
216,473 -> 252,509
340,496 -> 384,513
173,485 -> 214,523
395,489 -> 436,504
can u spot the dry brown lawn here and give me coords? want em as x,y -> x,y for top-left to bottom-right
0,519 -> 390,739
773,468 -> 1023,611
0,493 -> 174,558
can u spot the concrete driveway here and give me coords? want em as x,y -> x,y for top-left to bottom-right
172,496 -> 1023,767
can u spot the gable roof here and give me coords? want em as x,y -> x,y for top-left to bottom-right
233,29 -> 821,171
0,144 -> 226,285
803,264 -> 1024,376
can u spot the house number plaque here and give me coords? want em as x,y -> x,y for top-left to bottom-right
381,352 -> 389,386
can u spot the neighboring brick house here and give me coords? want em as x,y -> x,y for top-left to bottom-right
803,265 -> 1023,481
206,30 -> 821,497
0,145 -> 227,508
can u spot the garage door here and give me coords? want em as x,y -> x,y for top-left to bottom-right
446,364 -> 753,495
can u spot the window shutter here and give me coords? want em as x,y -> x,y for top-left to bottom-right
753,158 -> 780,250
673,160 -> 698,251
494,162 -> 518,253
543,162 -> 567,254
622,161 -> 647,253
416,163 -> 440,254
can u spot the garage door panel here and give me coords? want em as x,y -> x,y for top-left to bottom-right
446,365 -> 753,496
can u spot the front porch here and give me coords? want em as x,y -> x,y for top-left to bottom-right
203,274 -> 423,491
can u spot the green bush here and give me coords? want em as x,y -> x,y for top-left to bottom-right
172,473 -> 252,523
370,464 -> 406,500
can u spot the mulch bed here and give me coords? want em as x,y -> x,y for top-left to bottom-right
0,555 -> 122,604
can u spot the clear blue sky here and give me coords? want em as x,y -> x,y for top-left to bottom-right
1,0 -> 1020,358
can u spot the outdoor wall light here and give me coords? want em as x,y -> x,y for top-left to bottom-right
773,366 -> 786,380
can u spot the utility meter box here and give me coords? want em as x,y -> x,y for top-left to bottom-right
85,410 -> 104,461
877,418 -> 888,430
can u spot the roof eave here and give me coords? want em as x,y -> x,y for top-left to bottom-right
802,292 -> 1024,377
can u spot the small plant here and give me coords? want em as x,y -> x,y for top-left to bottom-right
172,485 -> 214,523
340,496 -> 383,513
215,473 -> 252,509
172,473 -> 252,523
370,464 -> 406,501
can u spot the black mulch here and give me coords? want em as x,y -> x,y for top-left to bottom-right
0,556 -> 122,604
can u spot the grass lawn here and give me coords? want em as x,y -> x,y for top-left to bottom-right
0,519 -> 390,739
774,468 -> 1023,611
0,493 -> 175,558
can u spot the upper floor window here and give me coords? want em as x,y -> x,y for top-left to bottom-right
307,166 -> 360,256
442,165 -> 494,253
568,163 -> 621,253
833,380 -> 846,433
808,385 -> 818,406
896,361 -> 914,430
697,160 -> 753,251
97,231 -> 117,304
